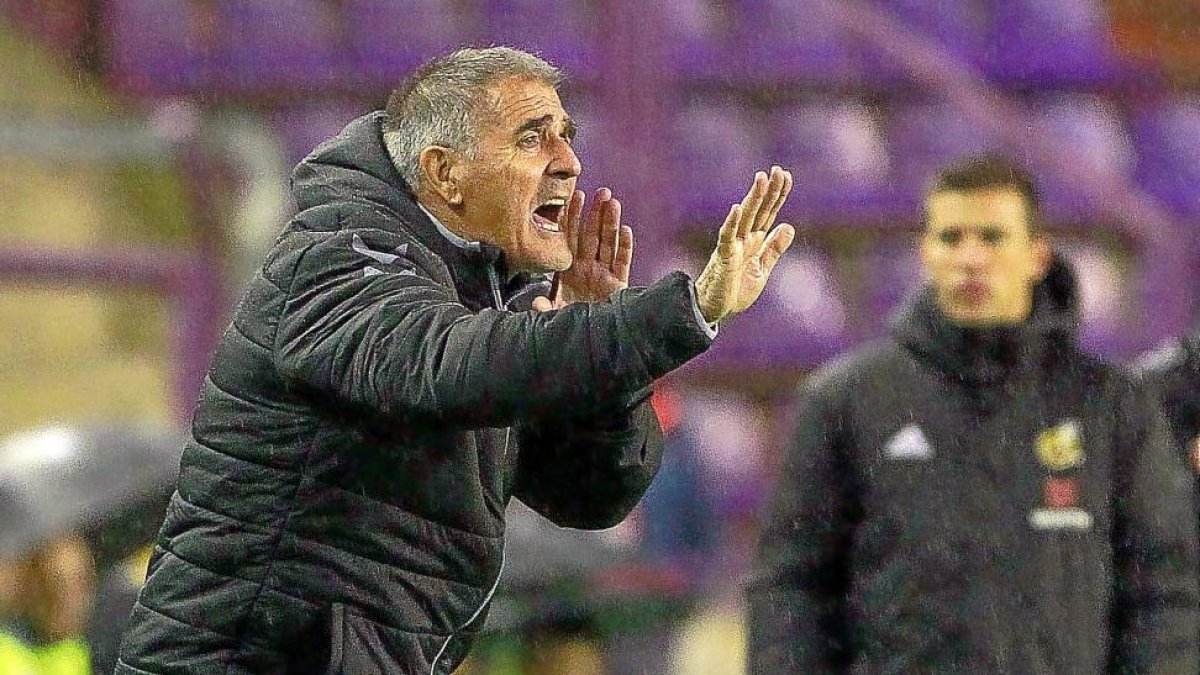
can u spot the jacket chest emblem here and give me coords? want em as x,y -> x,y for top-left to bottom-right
1030,420 -> 1091,531
882,423 -> 934,460
1035,420 -> 1084,472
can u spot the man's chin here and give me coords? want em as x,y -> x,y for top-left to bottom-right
513,249 -> 573,275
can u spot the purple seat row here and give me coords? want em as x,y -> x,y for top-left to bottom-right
103,0 -> 1122,94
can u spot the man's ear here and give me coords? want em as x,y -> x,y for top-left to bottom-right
418,146 -> 462,206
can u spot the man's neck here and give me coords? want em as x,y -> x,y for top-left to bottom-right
416,200 -> 482,253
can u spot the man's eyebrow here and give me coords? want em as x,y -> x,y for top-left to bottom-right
515,114 -> 554,135
514,114 -> 578,140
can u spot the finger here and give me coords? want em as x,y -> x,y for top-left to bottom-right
718,203 -> 740,248
738,171 -> 768,239
759,223 -> 796,277
600,197 -> 621,266
532,296 -> 554,312
762,169 -> 793,230
614,224 -> 633,282
580,187 -> 609,261
753,166 -> 789,233
565,189 -> 585,255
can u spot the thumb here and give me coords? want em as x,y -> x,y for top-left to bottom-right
532,296 -> 554,312
759,224 -> 796,276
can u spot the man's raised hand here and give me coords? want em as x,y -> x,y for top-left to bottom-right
694,166 -> 795,323
533,188 -> 632,311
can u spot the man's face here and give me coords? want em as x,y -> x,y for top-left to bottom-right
454,76 -> 580,274
920,187 -> 1050,326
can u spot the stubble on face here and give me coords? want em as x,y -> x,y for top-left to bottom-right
456,77 -> 580,274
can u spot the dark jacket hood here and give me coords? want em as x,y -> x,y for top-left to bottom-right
892,254 -> 1080,385
289,111 -> 550,310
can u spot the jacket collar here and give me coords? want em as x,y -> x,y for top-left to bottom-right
891,255 -> 1080,386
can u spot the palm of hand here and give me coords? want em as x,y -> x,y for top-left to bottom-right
703,229 -> 773,317
535,188 -> 633,311
696,167 -> 795,323
557,256 -> 627,305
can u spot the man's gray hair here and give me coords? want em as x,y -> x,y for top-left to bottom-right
382,47 -> 563,189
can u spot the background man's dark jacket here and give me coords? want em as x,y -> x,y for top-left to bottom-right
1137,329 -> 1200,461
748,259 -> 1200,674
116,112 -> 713,675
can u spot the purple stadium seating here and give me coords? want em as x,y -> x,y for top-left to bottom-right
864,0 -> 990,82
105,0 -> 216,94
343,0 -> 469,85
272,105 -> 365,167
558,94 -> 619,191
983,0 -> 1117,85
886,101 -> 1000,209
882,0 -> 990,58
482,0 -> 597,74
667,0 -> 862,85
1026,94 -> 1134,220
1131,99 -> 1200,220
215,0 -> 340,91
861,238 -> 925,334
672,102 -> 770,222
767,102 -> 893,220
663,0 -> 731,80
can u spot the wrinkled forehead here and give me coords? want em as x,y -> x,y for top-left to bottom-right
479,76 -> 568,129
924,187 -> 1033,231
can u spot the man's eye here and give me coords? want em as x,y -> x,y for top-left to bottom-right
518,133 -> 540,148
939,231 -> 963,246
980,228 -> 1005,245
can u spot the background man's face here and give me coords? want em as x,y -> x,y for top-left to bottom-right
920,187 -> 1050,326
456,76 -> 580,274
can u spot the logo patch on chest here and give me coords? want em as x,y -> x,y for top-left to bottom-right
1035,420 -> 1084,472
883,424 -> 933,460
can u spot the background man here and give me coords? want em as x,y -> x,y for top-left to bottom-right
117,47 -> 795,674
748,155 -> 1198,674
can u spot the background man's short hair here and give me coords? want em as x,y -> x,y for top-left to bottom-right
926,154 -> 1042,231
381,47 -> 563,190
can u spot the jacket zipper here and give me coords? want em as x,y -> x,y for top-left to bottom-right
485,265 -> 504,311
429,547 -> 506,674
431,264 -> 507,674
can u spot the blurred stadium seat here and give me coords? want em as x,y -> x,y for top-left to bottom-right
482,0 -> 597,75
767,100 -> 892,220
672,101 -> 770,225
105,0 -> 217,95
984,0 -> 1117,85
667,0 -> 862,86
343,0 -> 470,86
886,100 -> 1000,209
215,0 -> 341,91
1026,94 -> 1135,220
730,0 -> 863,85
1131,98 -> 1200,220
271,104 -> 365,166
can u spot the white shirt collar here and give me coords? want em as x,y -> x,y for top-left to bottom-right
418,203 -> 482,253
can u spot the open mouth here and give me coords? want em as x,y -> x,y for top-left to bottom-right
532,197 -> 566,233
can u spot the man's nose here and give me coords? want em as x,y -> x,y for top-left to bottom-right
956,237 -> 990,270
547,137 -> 581,179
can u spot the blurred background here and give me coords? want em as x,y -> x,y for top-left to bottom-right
0,1 -> 1196,673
